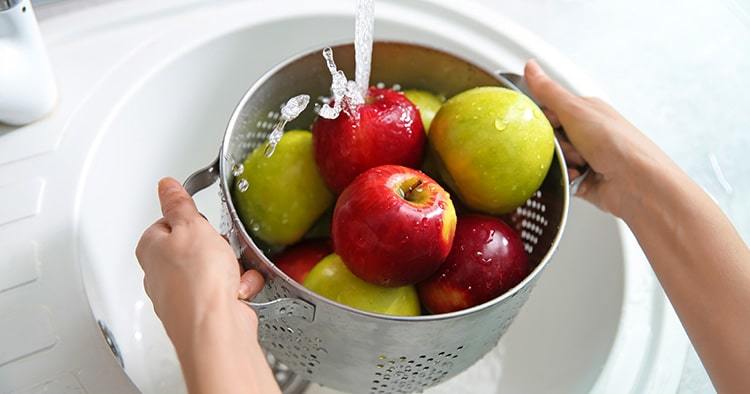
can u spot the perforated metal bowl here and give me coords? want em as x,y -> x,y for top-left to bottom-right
184,41 -> 570,394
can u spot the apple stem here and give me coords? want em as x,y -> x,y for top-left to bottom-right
404,179 -> 424,201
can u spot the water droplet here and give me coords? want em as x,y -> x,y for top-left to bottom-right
232,163 -> 245,176
251,224 -> 260,232
494,118 -> 508,131
237,178 -> 249,192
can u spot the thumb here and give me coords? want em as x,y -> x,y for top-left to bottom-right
158,177 -> 200,227
524,59 -> 580,123
238,270 -> 265,300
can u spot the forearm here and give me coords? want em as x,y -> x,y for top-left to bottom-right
168,300 -> 280,394
623,156 -> 750,391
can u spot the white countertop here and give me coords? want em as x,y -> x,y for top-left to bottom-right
31,0 -> 750,392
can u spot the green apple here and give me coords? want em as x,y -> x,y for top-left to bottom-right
403,89 -> 444,132
303,254 -> 421,316
233,130 -> 334,246
429,87 -> 554,214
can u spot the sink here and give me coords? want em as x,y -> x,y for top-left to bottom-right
0,1 -> 687,393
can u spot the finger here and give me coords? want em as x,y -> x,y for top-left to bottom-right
542,108 -> 560,128
524,59 -> 579,119
238,270 -> 265,300
158,177 -> 200,227
567,167 -> 581,181
558,138 -> 586,167
575,171 -> 601,200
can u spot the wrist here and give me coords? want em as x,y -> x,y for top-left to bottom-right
165,297 -> 258,354
170,300 -> 273,394
617,149 -> 685,225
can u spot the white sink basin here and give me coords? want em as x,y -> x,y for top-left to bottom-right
0,1 -> 687,393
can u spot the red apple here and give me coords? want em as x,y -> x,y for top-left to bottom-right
312,87 -> 425,193
274,239 -> 332,283
332,165 -> 456,287
417,215 -> 529,314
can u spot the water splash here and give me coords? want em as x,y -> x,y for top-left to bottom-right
316,0 -> 374,120
264,94 -> 310,157
319,48 -> 347,119
354,0 -> 375,97
319,48 -> 364,119
281,94 -> 310,121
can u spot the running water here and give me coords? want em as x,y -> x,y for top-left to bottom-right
264,94 -> 310,157
319,0 -> 374,119
354,0 -> 374,97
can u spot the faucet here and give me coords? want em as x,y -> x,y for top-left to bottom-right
0,0 -> 57,125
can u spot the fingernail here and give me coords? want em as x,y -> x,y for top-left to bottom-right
158,177 -> 180,193
238,281 -> 251,299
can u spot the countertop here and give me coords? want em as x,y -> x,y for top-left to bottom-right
32,0 -> 750,392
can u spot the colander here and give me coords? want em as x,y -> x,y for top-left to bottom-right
184,41 -> 571,394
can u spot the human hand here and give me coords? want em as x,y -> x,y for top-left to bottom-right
136,177 -> 281,393
135,177 -> 264,348
524,60 -> 675,219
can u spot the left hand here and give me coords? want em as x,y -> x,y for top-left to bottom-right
135,177 -> 264,347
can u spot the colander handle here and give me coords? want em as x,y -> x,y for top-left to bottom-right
241,298 -> 315,322
498,72 -> 591,195
184,156 -> 220,195
184,157 -> 317,323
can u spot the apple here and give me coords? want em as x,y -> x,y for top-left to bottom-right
417,214 -> 529,314
303,207 -> 333,239
274,239 -> 332,283
303,254 -> 420,316
312,87 -> 425,193
233,130 -> 334,246
332,165 -> 456,287
429,86 -> 554,214
403,89 -> 444,132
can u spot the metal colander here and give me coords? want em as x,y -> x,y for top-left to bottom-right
184,41 -> 570,394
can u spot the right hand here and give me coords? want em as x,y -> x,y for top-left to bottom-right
524,59 -> 673,219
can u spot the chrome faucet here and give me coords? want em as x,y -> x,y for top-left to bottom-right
0,0 -> 57,125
